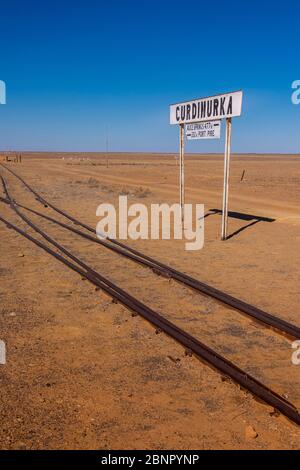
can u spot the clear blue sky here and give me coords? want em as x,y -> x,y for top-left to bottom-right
0,0 -> 299,153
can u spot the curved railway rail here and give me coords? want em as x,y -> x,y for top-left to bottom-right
1,163 -> 300,340
1,165 -> 300,425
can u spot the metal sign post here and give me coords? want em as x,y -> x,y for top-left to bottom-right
179,123 -> 185,225
170,90 -> 243,240
221,118 -> 232,240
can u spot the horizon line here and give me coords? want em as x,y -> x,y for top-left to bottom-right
1,150 -> 300,156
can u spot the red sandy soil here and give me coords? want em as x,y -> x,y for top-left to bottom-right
0,152 -> 300,449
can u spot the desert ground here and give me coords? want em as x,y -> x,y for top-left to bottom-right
0,152 -> 300,450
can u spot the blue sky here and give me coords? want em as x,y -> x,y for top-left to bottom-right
0,0 -> 299,153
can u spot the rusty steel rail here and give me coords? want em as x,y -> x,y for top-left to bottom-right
1,195 -> 300,426
1,163 -> 300,340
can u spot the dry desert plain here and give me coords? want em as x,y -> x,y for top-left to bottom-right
0,152 -> 300,450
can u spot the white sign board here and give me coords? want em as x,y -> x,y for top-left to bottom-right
170,90 -> 243,125
186,120 -> 221,140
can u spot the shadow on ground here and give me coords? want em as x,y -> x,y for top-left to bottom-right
203,209 -> 275,240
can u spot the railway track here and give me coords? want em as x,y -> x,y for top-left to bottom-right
1,163 -> 300,340
1,166 -> 300,425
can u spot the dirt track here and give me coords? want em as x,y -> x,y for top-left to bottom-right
0,152 -> 300,449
